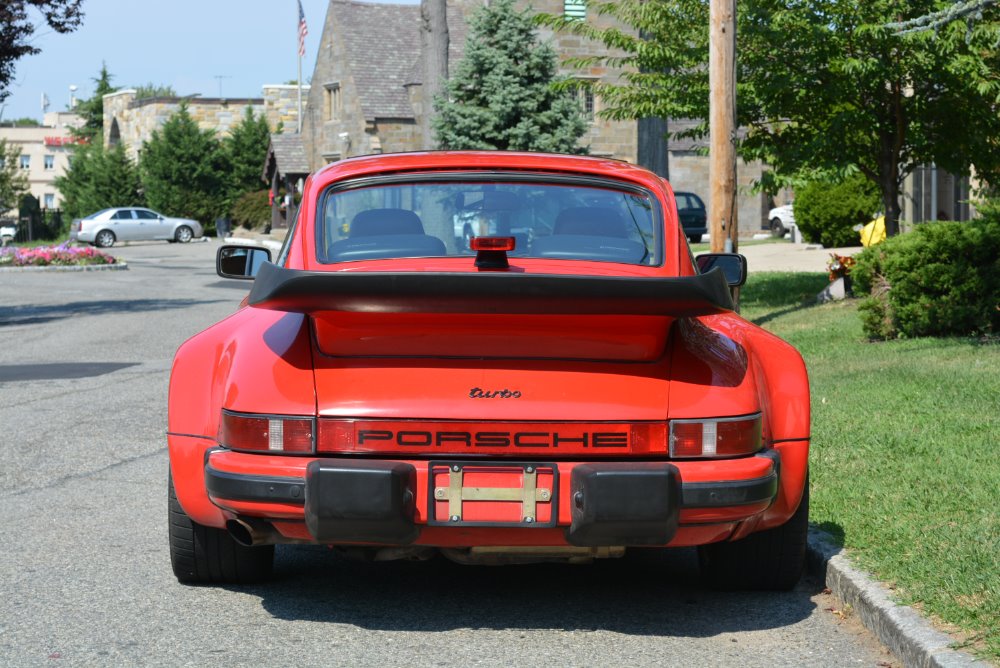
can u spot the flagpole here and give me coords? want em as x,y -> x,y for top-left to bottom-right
296,0 -> 308,134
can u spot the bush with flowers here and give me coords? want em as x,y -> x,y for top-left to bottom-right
826,252 -> 856,282
0,242 -> 118,267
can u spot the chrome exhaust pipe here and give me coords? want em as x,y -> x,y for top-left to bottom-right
226,518 -> 283,547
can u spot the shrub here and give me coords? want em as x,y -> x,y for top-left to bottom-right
853,219 -> 1000,339
794,174 -> 881,248
230,190 -> 271,231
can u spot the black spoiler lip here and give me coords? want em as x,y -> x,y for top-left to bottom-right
247,263 -> 735,316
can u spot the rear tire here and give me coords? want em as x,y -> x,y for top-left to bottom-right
175,225 -> 194,243
697,478 -> 809,591
168,475 -> 274,584
688,234 -> 702,244
769,217 -> 787,238
95,230 -> 116,248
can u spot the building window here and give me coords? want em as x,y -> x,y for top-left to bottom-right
20,155 -> 30,169
44,193 -> 55,209
564,0 -> 586,20
44,155 -> 55,170
324,83 -> 342,122
578,87 -> 595,121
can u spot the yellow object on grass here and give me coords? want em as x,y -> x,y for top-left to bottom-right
861,215 -> 886,247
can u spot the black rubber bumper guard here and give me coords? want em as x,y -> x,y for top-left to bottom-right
205,454 -> 779,547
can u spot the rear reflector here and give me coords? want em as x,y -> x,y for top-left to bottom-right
670,414 -> 762,458
316,419 -> 668,455
218,411 -> 314,453
470,236 -> 516,251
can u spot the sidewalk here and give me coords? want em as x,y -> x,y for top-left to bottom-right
738,240 -> 861,274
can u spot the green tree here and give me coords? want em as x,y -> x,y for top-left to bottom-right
0,138 -> 29,212
133,83 -> 176,98
542,0 -> 1000,236
433,0 -> 588,153
0,1 -> 84,102
55,142 -> 143,220
887,0 -> 998,33
221,106 -> 271,208
71,63 -> 118,141
140,103 -> 224,225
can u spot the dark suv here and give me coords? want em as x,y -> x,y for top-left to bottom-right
675,191 -> 707,243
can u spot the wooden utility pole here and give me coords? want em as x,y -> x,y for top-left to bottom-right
709,0 -> 738,253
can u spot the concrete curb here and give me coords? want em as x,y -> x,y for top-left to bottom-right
807,527 -> 988,667
0,261 -> 128,273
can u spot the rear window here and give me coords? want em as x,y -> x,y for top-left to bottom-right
317,176 -> 661,266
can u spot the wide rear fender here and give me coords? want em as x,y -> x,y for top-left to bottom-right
167,307 -> 316,524
705,314 -> 810,530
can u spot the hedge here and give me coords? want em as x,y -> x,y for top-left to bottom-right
852,218 -> 1000,339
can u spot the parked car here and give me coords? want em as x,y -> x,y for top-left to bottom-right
675,191 -> 708,243
70,207 -> 203,248
767,203 -> 795,238
169,151 -> 811,591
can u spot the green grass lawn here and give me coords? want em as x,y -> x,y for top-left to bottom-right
740,272 -> 999,661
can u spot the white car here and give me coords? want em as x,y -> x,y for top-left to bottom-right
70,207 -> 203,248
767,203 -> 795,238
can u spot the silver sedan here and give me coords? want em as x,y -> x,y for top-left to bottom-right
70,207 -> 204,248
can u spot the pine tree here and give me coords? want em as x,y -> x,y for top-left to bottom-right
55,143 -> 143,220
71,63 -> 117,141
140,103 -> 224,226
222,106 -> 271,208
433,0 -> 587,153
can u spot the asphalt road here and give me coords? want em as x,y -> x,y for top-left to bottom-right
0,241 -> 897,667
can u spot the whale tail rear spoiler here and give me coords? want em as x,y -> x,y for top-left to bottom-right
247,263 -> 737,317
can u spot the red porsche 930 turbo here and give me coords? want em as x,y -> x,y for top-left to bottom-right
167,151 -> 810,589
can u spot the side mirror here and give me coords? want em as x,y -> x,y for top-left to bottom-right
217,244 -> 272,279
696,253 -> 747,287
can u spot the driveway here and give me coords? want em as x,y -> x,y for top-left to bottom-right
739,241 -> 862,274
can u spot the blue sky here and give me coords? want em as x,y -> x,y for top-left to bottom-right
2,0 -> 417,123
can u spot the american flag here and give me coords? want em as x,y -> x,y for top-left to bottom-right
298,0 -> 308,57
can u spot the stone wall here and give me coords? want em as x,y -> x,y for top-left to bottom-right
527,0 -> 638,162
104,86 -> 307,161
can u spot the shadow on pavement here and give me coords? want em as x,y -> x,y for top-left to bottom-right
0,298 -> 229,327
241,546 -> 821,636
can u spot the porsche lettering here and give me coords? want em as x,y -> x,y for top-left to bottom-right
356,429 -> 628,448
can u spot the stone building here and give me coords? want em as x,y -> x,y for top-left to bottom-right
102,85 -> 309,160
302,0 -> 768,235
0,112 -> 83,215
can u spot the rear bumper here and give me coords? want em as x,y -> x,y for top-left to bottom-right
202,450 -> 780,547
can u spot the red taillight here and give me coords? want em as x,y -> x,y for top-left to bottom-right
470,236 -> 516,251
218,411 -> 314,453
670,415 -> 762,458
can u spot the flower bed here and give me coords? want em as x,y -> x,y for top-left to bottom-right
0,242 -> 119,267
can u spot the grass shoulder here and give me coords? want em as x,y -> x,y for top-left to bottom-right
741,271 -> 999,661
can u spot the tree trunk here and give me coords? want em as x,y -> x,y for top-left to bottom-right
879,133 -> 902,237
420,0 -> 449,151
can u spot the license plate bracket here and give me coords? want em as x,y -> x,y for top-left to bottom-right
427,461 -> 558,528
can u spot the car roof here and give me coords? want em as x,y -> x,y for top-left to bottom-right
310,151 -> 671,195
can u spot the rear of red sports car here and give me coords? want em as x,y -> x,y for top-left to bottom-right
167,152 -> 810,589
